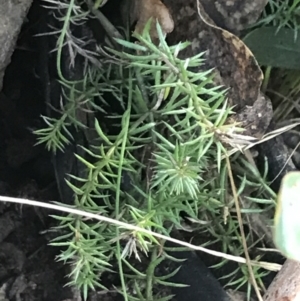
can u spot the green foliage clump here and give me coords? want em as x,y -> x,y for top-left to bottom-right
35,2 -> 277,300
255,0 -> 300,39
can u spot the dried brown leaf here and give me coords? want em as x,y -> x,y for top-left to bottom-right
122,0 -> 174,41
162,0 -> 272,138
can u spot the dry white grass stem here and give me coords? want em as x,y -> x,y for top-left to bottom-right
0,195 -> 281,272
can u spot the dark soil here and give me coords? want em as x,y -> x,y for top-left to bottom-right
0,1 -> 130,300
0,2 -> 78,300
0,39 -> 61,301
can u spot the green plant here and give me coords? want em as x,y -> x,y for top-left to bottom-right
253,0 -> 300,40
35,1 -> 279,300
245,0 -> 300,153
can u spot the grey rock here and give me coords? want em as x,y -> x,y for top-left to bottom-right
0,0 -> 33,91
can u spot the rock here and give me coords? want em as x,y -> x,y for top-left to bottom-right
0,0 -> 33,91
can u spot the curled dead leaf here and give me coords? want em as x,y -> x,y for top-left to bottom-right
163,0 -> 273,138
122,0 -> 174,41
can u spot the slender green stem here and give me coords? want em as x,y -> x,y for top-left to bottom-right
56,0 -> 75,83
115,71 -> 133,301
146,248 -> 158,299
262,66 -> 272,93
